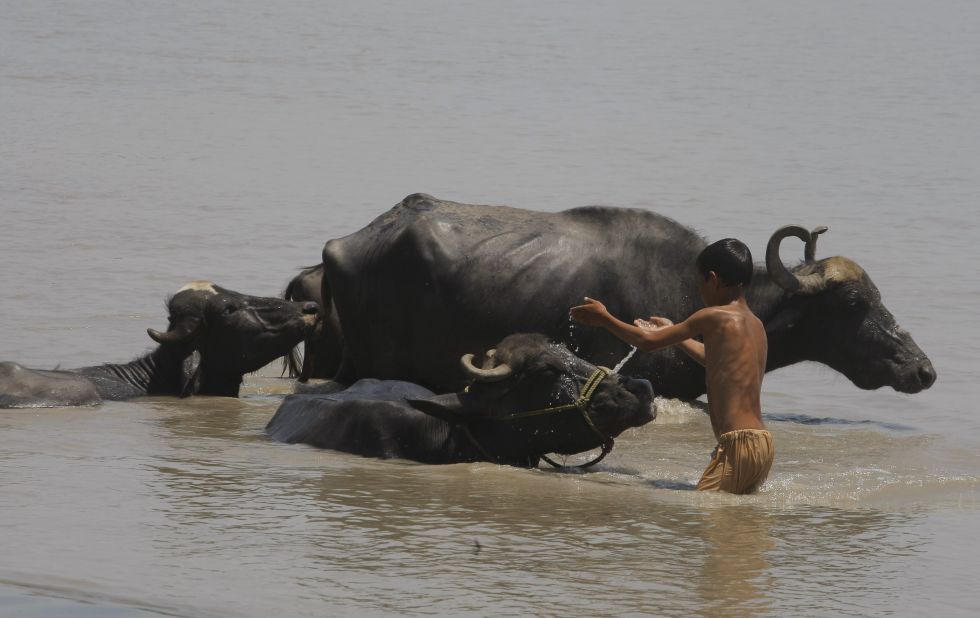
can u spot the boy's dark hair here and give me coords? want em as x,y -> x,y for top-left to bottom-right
696,238 -> 753,287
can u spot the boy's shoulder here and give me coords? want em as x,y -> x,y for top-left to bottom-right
680,306 -> 727,337
690,305 -> 735,322
691,304 -> 757,330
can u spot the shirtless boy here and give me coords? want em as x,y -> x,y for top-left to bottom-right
570,238 -> 773,494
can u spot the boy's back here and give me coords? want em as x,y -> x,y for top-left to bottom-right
697,302 -> 767,438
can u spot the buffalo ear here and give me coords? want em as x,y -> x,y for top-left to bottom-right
179,351 -> 202,397
406,395 -> 467,423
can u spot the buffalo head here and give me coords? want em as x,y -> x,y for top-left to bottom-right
147,281 -> 319,394
412,333 -> 655,459
765,227 -> 936,394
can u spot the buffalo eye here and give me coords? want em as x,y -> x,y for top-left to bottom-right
846,294 -> 867,309
222,304 -> 238,316
839,285 -> 867,310
531,365 -> 562,381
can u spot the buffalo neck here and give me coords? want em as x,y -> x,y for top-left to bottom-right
459,420 -> 543,467
746,265 -> 810,373
76,345 -> 191,397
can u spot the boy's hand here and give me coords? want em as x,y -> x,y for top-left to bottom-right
634,316 -> 673,331
570,297 -> 610,326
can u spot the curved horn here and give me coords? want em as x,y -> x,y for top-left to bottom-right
804,225 -> 829,263
461,353 -> 513,382
147,316 -> 201,345
766,225 -> 827,294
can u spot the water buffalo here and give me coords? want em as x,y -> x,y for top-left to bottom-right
0,281 -> 319,408
266,333 -> 655,466
311,193 -> 935,399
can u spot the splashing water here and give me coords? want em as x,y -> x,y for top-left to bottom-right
611,345 -> 637,373
566,318 -> 580,354
651,396 -> 706,424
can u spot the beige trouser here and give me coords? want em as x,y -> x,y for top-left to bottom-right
697,429 -> 774,494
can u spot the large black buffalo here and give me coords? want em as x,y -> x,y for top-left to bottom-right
308,194 -> 935,398
0,282 -> 319,408
266,333 -> 655,466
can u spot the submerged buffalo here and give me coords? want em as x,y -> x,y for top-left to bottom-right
267,333 -> 655,466
0,281 -> 319,408
309,194 -> 935,398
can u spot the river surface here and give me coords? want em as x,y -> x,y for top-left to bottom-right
1,1 -> 977,616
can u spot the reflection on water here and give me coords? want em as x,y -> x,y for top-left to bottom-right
698,507 -> 777,617
0,577 -> 181,618
765,412 -> 915,431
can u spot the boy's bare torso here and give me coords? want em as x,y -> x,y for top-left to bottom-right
697,301 -> 768,438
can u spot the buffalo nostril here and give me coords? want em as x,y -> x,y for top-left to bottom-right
302,302 -> 319,315
918,364 -> 936,388
625,378 -> 653,398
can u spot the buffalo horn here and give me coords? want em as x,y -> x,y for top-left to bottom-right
147,316 -> 201,345
461,353 -> 513,382
804,225 -> 829,263
766,225 -> 828,294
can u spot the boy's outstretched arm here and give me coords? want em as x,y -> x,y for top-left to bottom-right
570,297 -> 706,354
635,317 -> 706,366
